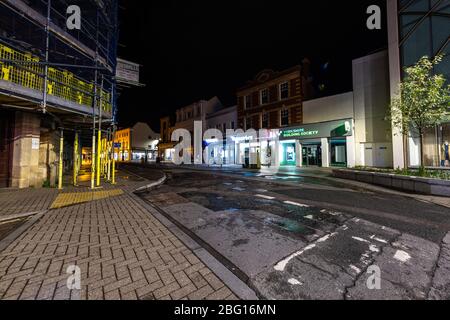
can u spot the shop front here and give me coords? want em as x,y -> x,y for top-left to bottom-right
408,120 -> 450,168
279,119 -> 354,168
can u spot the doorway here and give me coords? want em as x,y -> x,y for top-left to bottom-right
280,142 -> 296,166
302,144 -> 322,166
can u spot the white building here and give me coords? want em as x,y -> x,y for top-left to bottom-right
130,122 -> 160,162
205,105 -> 238,164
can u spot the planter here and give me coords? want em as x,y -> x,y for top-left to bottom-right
332,169 -> 450,197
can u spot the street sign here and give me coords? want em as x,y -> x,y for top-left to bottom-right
114,142 -> 121,148
116,58 -> 140,84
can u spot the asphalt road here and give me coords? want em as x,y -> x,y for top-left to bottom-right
123,164 -> 450,300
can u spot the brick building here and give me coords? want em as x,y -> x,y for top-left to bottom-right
236,63 -> 312,132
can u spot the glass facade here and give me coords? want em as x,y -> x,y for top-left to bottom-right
399,0 -> 450,80
398,0 -> 450,167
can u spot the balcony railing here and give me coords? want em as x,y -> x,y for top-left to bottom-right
0,43 -> 112,114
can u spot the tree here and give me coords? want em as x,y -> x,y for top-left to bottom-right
390,55 -> 450,168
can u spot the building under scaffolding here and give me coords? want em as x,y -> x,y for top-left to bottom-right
0,0 -> 121,189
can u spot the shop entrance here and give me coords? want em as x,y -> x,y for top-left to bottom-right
302,144 -> 322,166
280,142 -> 296,166
0,110 -> 14,188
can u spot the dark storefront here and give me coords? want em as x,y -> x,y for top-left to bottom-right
0,110 -> 14,187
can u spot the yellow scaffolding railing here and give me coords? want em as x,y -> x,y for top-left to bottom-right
0,43 -> 112,113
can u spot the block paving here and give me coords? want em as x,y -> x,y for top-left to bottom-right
0,170 -> 237,300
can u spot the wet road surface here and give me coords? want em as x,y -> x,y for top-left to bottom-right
124,165 -> 450,300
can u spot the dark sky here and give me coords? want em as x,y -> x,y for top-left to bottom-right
117,0 -> 388,131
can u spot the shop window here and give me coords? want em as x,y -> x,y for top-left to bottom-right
281,109 -> 289,126
330,139 -> 347,167
438,123 -> 450,167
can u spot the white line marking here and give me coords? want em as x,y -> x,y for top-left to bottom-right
352,236 -> 370,243
288,278 -> 302,286
349,265 -> 361,274
394,250 -> 411,262
274,244 -> 316,271
274,233 -> 337,271
255,194 -> 275,200
370,235 -> 388,244
284,201 -> 310,208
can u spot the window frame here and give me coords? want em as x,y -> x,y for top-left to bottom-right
280,109 -> 289,127
279,81 -> 289,100
260,88 -> 269,105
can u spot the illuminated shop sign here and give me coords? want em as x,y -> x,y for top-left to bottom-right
280,119 -> 352,140
282,128 -> 319,138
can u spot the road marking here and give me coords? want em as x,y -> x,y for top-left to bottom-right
288,278 -> 302,286
352,236 -> 371,243
304,215 -> 314,220
394,250 -> 411,262
274,244 -> 316,272
370,235 -> 388,244
349,265 -> 362,274
255,194 -> 275,200
274,233 -> 337,271
284,201 -> 310,208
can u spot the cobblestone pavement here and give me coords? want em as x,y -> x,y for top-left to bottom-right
0,188 -> 57,218
0,170 -> 237,300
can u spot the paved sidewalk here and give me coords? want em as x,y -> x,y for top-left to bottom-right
0,171 -> 237,300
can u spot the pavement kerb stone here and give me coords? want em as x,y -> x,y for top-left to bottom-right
0,211 -> 44,223
0,211 -> 47,253
134,175 -> 167,194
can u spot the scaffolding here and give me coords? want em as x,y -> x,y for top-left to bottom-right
0,0 -> 119,189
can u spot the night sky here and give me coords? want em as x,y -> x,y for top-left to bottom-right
117,0 -> 388,131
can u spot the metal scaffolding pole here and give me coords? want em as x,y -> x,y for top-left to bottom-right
41,0 -> 51,115
73,132 -> 79,186
107,127 -> 111,181
96,76 -> 104,187
91,69 -> 98,190
58,129 -> 64,190
111,125 -> 116,185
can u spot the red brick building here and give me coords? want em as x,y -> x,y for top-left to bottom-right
237,63 -> 312,131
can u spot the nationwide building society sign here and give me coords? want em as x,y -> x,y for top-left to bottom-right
280,119 -> 352,140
